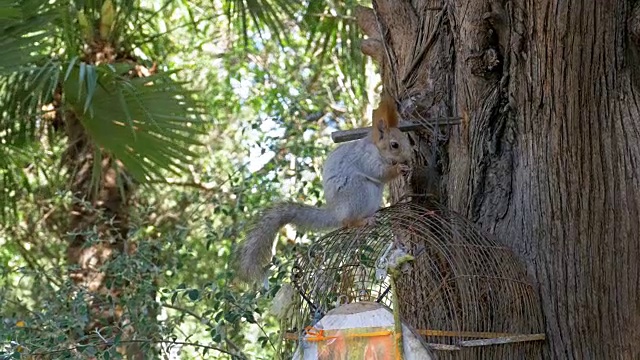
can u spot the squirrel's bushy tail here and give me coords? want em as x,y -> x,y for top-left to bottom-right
236,202 -> 339,282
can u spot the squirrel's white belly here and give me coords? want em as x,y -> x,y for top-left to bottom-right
325,177 -> 383,223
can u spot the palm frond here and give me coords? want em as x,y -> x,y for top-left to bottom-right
0,0 -> 62,222
62,64 -> 207,182
0,0 -> 56,75
223,0 -> 299,46
0,61 -> 62,223
300,0 -> 368,102
0,63 -> 61,142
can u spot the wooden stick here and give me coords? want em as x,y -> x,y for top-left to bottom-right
426,343 -> 462,351
390,275 -> 405,360
458,333 -> 546,347
330,117 -> 462,143
418,329 -> 526,338
283,331 -> 546,345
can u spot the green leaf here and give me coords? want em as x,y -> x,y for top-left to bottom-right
64,56 -> 79,81
187,289 -> 200,301
243,312 -> 256,323
83,64 -> 98,114
78,62 -> 87,99
0,4 -> 20,20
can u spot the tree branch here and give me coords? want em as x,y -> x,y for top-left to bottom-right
30,338 -> 246,359
146,180 -> 216,191
161,303 -> 248,360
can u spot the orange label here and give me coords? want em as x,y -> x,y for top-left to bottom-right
312,326 -> 398,360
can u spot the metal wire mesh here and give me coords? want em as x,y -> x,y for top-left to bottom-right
286,200 -> 545,359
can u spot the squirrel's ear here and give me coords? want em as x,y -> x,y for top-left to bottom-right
376,117 -> 387,138
379,94 -> 399,128
372,106 -> 387,142
372,92 -> 397,142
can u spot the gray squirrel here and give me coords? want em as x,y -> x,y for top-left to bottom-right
236,94 -> 412,282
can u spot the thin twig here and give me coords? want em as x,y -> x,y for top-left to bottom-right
161,303 -> 248,360
148,161 -> 249,192
226,301 -> 278,354
3,298 -> 40,317
145,180 -> 215,191
11,234 -> 62,287
162,303 -> 211,326
121,339 -> 245,359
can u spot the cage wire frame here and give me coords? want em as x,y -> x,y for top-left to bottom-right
284,200 -> 546,359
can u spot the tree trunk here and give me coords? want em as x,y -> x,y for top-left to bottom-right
357,1 -> 640,358
64,110 -> 134,332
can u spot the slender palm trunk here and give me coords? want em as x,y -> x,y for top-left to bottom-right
62,39 -> 158,358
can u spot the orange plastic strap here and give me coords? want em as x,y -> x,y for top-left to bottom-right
304,326 -> 394,343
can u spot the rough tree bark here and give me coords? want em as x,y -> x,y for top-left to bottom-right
357,0 -> 640,358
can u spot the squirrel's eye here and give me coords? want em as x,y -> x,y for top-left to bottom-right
390,141 -> 399,149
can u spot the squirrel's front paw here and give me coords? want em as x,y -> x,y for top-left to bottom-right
362,215 -> 377,227
397,164 -> 411,176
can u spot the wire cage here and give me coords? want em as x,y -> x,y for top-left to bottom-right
285,200 -> 545,359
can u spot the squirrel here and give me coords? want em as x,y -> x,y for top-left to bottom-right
236,94 -> 413,283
